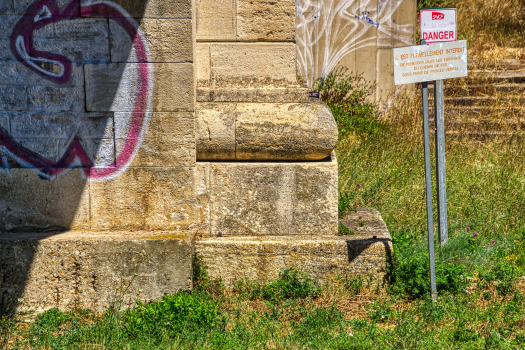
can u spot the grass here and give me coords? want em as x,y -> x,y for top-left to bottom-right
417,0 -> 525,61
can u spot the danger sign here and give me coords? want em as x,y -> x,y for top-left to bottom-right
420,8 -> 457,44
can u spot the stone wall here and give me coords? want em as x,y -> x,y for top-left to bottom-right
296,0 -> 416,103
0,0 -> 202,231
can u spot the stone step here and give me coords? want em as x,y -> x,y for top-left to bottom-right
0,231 -> 194,314
443,96 -> 525,107
195,208 -> 392,288
445,130 -> 525,141
428,84 -> 525,95
466,70 -> 525,83
428,106 -> 525,118
429,118 -> 525,131
468,59 -> 525,70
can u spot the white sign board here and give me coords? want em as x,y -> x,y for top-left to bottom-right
393,40 -> 468,85
420,8 -> 457,44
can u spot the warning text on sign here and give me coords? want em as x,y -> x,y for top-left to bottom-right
393,40 -> 467,85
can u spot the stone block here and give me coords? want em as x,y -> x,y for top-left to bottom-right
209,43 -> 298,88
355,45 -> 377,102
0,15 -> 53,37
236,0 -> 295,42
0,86 -> 28,111
199,152 -> 338,236
195,162 -> 211,233
9,112 -> 113,139
27,87 -> 85,112
57,138 -> 115,167
85,63 -> 194,112
14,0 -> 75,15
196,103 -> 236,160
32,37 -> 110,63
196,43 -> 210,83
0,2 -> 13,15
196,102 -> 337,161
54,18 -> 109,38
0,168 -> 90,231
113,112 -> 195,168
0,61 -> 84,87
89,166 -> 200,231
0,231 -> 194,313
196,88 -> 309,103
0,37 -> 12,60
110,19 -> 192,63
196,225 -> 392,287
0,112 -> 8,130
235,102 -> 338,160
91,0 -> 192,19
16,138 -> 59,162
196,0 -> 236,41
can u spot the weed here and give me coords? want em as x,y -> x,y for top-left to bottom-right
338,222 -> 354,235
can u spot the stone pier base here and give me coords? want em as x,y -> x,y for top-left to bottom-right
0,231 -> 193,314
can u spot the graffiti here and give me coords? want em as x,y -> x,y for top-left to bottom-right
0,0 -> 152,181
296,0 -> 413,87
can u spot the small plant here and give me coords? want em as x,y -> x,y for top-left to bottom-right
338,222 -> 354,235
251,268 -> 321,303
193,253 -> 225,295
337,275 -> 364,295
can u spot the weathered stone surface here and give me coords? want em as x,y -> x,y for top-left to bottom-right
198,152 -> 338,236
85,63 -> 193,112
100,0 -> 192,19
0,231 -> 194,313
9,112 -> 113,139
57,138 -> 116,167
196,102 -> 337,161
16,138 -> 59,162
208,43 -> 299,88
236,0 -> 295,42
196,43 -> 210,83
0,61 -> 84,87
114,112 -> 195,168
196,87 -> 309,103
196,214 -> 391,287
0,37 -> 12,60
196,103 -> 236,160
32,37 -> 110,63
27,87 -> 85,112
54,18 -> 109,38
89,167 -> 200,231
0,16 -> 53,37
236,102 -> 337,160
14,0 -> 75,15
196,0 -> 236,41
0,168 -> 90,231
0,86 -> 28,111
110,19 -> 192,63
0,2 -> 13,15
0,112 -> 8,130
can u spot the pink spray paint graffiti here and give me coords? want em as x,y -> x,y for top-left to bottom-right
0,0 -> 152,181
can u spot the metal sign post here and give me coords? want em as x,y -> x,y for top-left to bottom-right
434,79 -> 448,245
394,36 -> 467,300
421,40 -> 437,301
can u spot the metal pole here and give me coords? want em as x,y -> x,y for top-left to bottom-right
434,79 -> 448,245
421,40 -> 437,302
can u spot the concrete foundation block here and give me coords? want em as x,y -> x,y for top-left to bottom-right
0,231 -> 194,313
197,152 -> 338,236
195,217 -> 391,287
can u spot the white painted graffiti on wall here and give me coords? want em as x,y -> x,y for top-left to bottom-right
296,0 -> 414,87
0,0 -> 152,181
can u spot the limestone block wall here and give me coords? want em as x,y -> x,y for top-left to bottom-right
296,0 -> 416,103
0,0 -> 202,231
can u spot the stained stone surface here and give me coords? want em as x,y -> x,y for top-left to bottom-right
196,208 -> 392,287
0,231 -> 194,313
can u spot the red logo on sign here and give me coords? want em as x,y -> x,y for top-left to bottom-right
432,12 -> 445,20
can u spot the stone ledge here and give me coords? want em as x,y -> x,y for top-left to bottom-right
0,231 -> 194,314
195,232 -> 392,288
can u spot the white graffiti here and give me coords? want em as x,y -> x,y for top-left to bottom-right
296,0 -> 414,87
